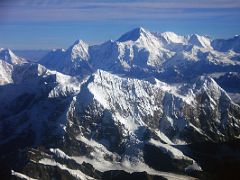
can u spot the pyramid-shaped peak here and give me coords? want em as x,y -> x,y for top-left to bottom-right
117,27 -> 151,42
69,39 -> 89,50
67,39 -> 89,61
72,39 -> 87,46
0,48 -> 19,62
0,48 -> 26,65
136,27 -> 147,33
188,34 -> 212,49
68,39 -> 88,52
189,34 -> 210,40
0,48 -> 13,55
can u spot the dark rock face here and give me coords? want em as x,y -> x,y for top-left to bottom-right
176,140 -> 240,180
215,72 -> 240,92
102,170 -> 167,180
70,98 -> 126,154
143,144 -> 193,172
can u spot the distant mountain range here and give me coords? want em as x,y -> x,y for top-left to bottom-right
0,27 -> 240,180
13,50 -> 50,62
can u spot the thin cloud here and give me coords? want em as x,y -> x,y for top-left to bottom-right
1,0 -> 240,9
0,0 -> 240,22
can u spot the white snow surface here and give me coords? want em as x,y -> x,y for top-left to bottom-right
68,39 -> 89,61
38,27 -> 240,75
160,31 -> 187,44
81,70 -> 233,144
188,34 -> 212,49
38,158 -> 95,180
149,139 -> 189,160
0,48 -> 27,65
149,139 -> 202,171
48,148 -> 197,180
48,71 -> 82,98
39,40 -> 90,75
11,170 -> 37,180
0,60 -> 13,85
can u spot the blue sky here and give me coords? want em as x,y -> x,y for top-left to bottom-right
0,0 -> 240,50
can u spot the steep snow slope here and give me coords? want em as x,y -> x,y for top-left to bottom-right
0,63 -> 83,146
159,32 -> 187,45
54,70 -> 239,177
40,40 -> 91,76
0,60 -> 13,85
70,70 -> 240,146
0,48 -> 27,65
188,34 -> 212,49
89,27 -> 173,72
155,31 -> 212,50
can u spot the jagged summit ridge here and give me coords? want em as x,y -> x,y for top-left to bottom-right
38,27 -> 240,77
159,31 -> 186,44
76,70 -> 240,144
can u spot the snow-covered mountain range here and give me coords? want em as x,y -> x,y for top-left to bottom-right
39,28 -> 240,78
0,27 -> 240,180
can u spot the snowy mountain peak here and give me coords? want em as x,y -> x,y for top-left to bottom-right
67,39 -> 89,61
196,75 -> 221,90
71,39 -> 87,47
160,31 -> 185,44
40,39 -> 91,75
188,34 -> 212,49
0,48 -> 27,65
118,27 -> 151,42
